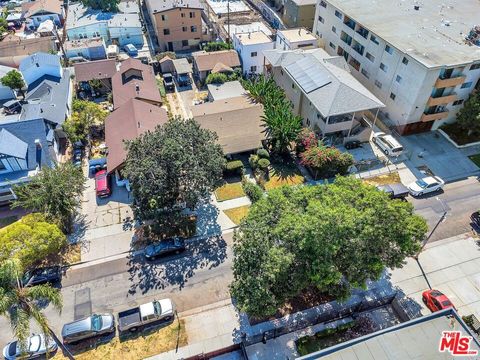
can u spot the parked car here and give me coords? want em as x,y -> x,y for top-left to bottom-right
22,266 -> 62,287
118,299 -> 174,333
95,169 -> 111,198
163,73 -> 174,91
408,176 -> 445,197
3,334 -> 57,360
123,43 -> 138,57
72,148 -> 82,167
344,140 -> 362,150
144,237 -> 186,260
372,132 -> 403,156
422,289 -> 455,312
376,183 -> 409,200
62,313 -> 115,344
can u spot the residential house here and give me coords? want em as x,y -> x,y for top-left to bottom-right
207,80 -> 245,101
74,59 -> 117,94
275,28 -> 317,50
312,0 -> 480,134
64,38 -> 107,60
66,1 -> 144,48
224,21 -> 272,41
145,0 -> 203,52
105,98 -> 168,187
111,58 -> 161,109
233,31 -> 274,75
19,52 -> 62,87
0,35 -> 56,67
192,83 -> 265,155
22,0 -> 64,30
282,0 -> 316,30
192,50 -> 241,82
264,48 -> 383,143
0,65 -> 16,104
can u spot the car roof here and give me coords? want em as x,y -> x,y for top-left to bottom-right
422,176 -> 439,184
62,316 -> 92,335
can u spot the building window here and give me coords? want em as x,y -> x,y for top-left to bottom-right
250,65 -> 257,72
370,34 -> 379,45
280,69 -> 284,75
453,99 -> 464,106
251,51 -> 257,57
374,80 -> 382,89
470,63 -> 480,70
182,26 -> 187,32
161,15 -> 167,21
306,118 -> 310,126
385,44 -> 393,54
292,83 -> 295,89
395,75 -> 402,83
361,68 -> 369,78
461,82 -> 472,89
390,92 -> 396,100
163,28 -> 170,35
334,10 -> 342,19
331,26 -> 336,34
182,40 -> 188,46
191,26 -> 197,32
365,52 -> 375,62
329,42 -> 336,50
402,57 -> 409,65
319,0 -> 326,8
181,13 -> 185,17
318,15 -> 324,23
380,62 -> 387,72
189,12 -> 195,18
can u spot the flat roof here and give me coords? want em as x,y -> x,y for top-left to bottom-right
234,31 -> 272,45
278,28 -> 316,43
300,309 -> 480,359
225,22 -> 273,38
327,0 -> 480,67
206,0 -> 250,15
67,2 -> 141,30
207,80 -> 246,100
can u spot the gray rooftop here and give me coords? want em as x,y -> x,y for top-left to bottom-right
207,80 -> 246,101
0,128 -> 27,159
172,58 -> 191,75
67,2 -> 141,30
327,0 -> 480,67
146,0 -> 203,13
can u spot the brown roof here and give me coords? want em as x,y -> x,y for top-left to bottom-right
74,59 -> 117,82
193,50 -> 241,72
211,62 -> 233,74
22,0 -> 63,18
192,95 -> 265,155
105,99 -> 169,173
0,36 -> 55,66
111,58 -> 162,109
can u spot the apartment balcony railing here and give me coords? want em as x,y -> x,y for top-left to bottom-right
340,31 -> 352,46
435,75 -> 465,88
344,19 -> 356,30
427,93 -> 457,106
421,110 -> 449,122
356,27 -> 369,39
352,43 -> 364,56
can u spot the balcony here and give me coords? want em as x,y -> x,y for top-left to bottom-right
355,26 -> 369,39
421,110 -> 449,122
435,75 -> 465,88
340,31 -> 352,46
427,93 -> 457,106
343,16 -> 356,31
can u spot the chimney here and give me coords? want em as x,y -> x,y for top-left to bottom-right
35,139 -> 42,148
414,5 -> 420,10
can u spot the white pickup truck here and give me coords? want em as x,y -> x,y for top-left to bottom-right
117,299 -> 174,333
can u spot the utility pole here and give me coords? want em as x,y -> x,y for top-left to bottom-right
227,0 -> 230,43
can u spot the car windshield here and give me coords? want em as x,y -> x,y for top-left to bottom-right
442,300 -> 452,307
29,335 -> 41,353
91,314 -> 102,331
415,179 -> 428,188
153,301 -> 162,316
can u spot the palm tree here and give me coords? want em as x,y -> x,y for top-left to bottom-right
0,260 -> 73,359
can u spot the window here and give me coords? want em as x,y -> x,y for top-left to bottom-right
251,51 -> 257,57
0,161 -> 6,171
292,83 -> 295,89
181,13 -> 185,17
334,10 -> 342,19
306,118 -> 310,126
349,57 -> 361,71
161,15 -> 167,21
182,26 -> 187,32
189,12 -> 195,18
329,42 -> 336,50
470,63 -> 480,70
163,28 -> 170,35
361,68 -> 370,78
374,80 -> 382,89
182,40 -> 188,46
380,62 -> 387,72
250,65 -> 257,72
331,26 -> 336,34
395,75 -> 402,83
280,69 -> 284,75
402,57 -> 409,65
191,26 -> 197,32
370,35 -> 379,45
365,52 -> 375,62
461,82 -> 472,89
385,44 -> 393,54
318,15 -> 324,23
319,0 -> 326,8
390,92 -> 396,100
453,99 -> 464,106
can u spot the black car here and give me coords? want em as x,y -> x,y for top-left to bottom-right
177,73 -> 190,87
72,141 -> 83,167
22,266 -> 62,287
163,73 -> 175,91
144,238 -> 186,260
344,140 -> 362,150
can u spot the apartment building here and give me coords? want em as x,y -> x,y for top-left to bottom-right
145,0 -> 203,52
282,0 -> 316,30
312,0 -> 480,135
275,28 -> 318,50
233,31 -> 274,75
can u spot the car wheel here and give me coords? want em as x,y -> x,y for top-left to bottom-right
164,316 -> 173,322
129,327 -> 137,333
422,296 -> 427,304
417,192 -> 423,196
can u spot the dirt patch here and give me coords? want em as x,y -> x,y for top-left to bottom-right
363,172 -> 401,186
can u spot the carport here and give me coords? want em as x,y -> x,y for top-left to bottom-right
173,58 -> 192,86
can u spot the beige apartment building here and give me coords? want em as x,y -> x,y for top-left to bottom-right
146,0 -> 203,52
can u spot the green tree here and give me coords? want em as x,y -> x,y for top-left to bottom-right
12,163 -> 85,234
63,99 -> 107,143
230,176 -> 427,317
0,70 -> 25,99
0,16 -> 7,34
0,259 -> 65,357
203,42 -> 232,52
0,214 -> 66,268
300,142 -> 354,179
124,117 -> 226,222
206,73 -> 228,84
80,0 -> 119,11
455,91 -> 480,136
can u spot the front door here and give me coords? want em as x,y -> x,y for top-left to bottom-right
167,42 -> 173,51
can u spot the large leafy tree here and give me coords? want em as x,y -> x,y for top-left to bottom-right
456,91 -> 480,136
0,69 -> 25,98
0,214 -> 66,268
230,176 -> 427,317
80,0 -> 119,11
12,163 -> 85,234
0,260 -> 64,357
124,117 -> 226,222
63,99 -> 107,144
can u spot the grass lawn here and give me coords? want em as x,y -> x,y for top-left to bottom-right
53,320 -> 187,360
363,172 -> 401,186
264,162 -> 305,191
442,124 -> 480,146
214,182 -> 245,201
0,215 -> 18,229
469,154 -> 480,168
224,205 -> 250,225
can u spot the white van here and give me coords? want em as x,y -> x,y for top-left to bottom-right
372,132 -> 403,156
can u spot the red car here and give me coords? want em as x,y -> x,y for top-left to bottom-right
422,289 -> 455,312
95,170 -> 111,198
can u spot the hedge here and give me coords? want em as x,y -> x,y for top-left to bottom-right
242,181 -> 263,203
225,160 -> 244,175
257,158 -> 270,171
257,148 -> 270,159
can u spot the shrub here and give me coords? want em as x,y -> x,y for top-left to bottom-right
256,148 -> 270,159
300,143 -> 353,179
203,41 -> 232,52
257,158 -> 270,171
225,160 -> 244,175
296,128 -> 318,153
206,73 -> 228,84
242,181 -> 263,203
249,154 -> 259,170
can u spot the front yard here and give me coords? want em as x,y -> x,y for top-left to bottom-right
363,172 -> 401,186
214,181 -> 245,201
224,205 -> 250,225
264,162 -> 305,191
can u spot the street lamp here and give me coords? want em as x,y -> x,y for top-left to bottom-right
414,197 -> 448,259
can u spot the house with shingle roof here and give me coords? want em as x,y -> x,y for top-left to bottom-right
22,0 -> 64,30
192,50 -> 241,82
74,59 -> 117,94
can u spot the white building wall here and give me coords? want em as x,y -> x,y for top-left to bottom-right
27,13 -> 61,28
234,38 -> 274,75
275,31 -> 317,50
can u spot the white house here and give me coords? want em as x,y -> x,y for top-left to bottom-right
233,31 -> 274,75
312,0 -> 480,135
275,28 -> 318,50
0,65 -> 16,103
19,53 -> 61,87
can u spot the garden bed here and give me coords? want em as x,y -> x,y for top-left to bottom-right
224,205 -> 250,225
214,182 -> 245,201
264,162 -> 305,191
441,124 -> 480,146
363,172 -> 401,186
